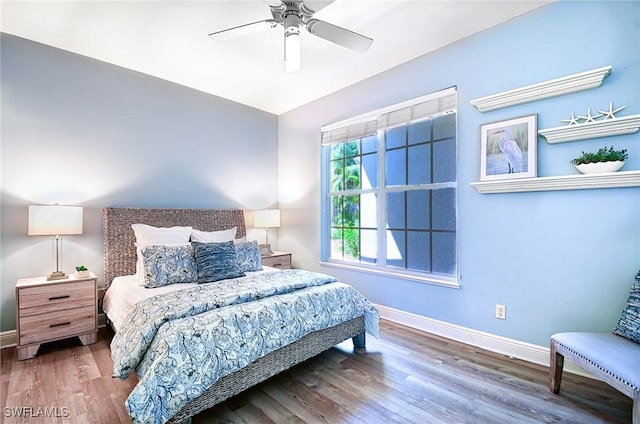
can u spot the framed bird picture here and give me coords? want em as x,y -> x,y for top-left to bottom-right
479,114 -> 537,181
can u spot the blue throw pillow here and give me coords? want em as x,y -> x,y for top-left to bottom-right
192,241 -> 245,283
142,244 -> 197,288
235,240 -> 263,272
613,270 -> 640,344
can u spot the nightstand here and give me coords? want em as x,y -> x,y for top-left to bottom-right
261,251 -> 292,269
16,273 -> 98,360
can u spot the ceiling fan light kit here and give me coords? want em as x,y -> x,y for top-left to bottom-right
284,9 -> 302,72
209,0 -> 372,72
285,31 -> 301,72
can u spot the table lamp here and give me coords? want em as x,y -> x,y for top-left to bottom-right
254,209 -> 280,255
28,205 -> 83,280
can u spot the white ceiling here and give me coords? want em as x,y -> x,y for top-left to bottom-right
1,0 -> 553,114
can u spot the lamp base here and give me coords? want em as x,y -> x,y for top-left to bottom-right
47,271 -> 68,281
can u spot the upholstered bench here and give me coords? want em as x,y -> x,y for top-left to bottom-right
550,332 -> 639,423
549,270 -> 640,423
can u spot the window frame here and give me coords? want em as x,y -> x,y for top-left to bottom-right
320,87 -> 459,288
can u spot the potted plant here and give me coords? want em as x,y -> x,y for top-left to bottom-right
570,145 -> 628,174
75,265 -> 90,278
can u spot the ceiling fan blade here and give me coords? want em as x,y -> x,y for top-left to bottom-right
209,19 -> 277,42
306,19 -> 372,53
263,0 -> 284,7
301,0 -> 336,14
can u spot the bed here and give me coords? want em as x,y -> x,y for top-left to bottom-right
102,207 -> 378,424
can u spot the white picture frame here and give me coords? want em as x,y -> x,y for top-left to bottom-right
259,243 -> 273,256
479,114 -> 537,181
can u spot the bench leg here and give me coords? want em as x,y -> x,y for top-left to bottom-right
549,341 -> 564,394
633,391 -> 639,424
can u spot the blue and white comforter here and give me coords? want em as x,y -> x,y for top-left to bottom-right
111,269 -> 379,424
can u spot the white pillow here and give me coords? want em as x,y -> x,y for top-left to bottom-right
132,223 -> 193,245
190,226 -> 237,243
131,224 -> 193,285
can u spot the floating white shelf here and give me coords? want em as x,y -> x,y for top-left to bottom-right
470,66 -> 612,112
538,114 -> 640,143
470,170 -> 640,194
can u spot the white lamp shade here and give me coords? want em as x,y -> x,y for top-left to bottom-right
28,205 -> 83,236
254,209 -> 280,228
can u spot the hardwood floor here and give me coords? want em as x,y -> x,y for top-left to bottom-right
1,319 -> 632,423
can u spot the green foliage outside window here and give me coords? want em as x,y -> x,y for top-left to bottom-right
330,141 -> 362,259
343,228 -> 360,259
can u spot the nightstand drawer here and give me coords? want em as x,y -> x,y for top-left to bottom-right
18,280 -> 95,316
19,305 -> 96,345
261,254 -> 291,269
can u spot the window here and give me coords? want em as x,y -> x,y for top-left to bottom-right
321,87 -> 457,285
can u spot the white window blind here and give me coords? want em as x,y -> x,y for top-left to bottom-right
321,118 -> 377,145
376,92 -> 457,129
321,86 -> 456,145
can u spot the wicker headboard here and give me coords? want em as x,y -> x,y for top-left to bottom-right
102,208 -> 246,289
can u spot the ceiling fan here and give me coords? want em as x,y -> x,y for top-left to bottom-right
208,0 -> 373,72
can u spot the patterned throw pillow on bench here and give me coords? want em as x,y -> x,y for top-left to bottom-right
613,269 -> 640,344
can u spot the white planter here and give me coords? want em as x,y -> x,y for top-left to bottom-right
574,161 -> 625,174
74,270 -> 90,278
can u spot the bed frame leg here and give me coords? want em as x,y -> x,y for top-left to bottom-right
352,331 -> 366,353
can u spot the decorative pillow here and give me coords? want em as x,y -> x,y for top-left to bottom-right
191,227 -> 237,243
192,241 -> 245,283
131,224 -> 193,284
613,270 -> 640,344
132,223 -> 193,245
142,244 -> 197,288
235,240 -> 263,272
136,243 -> 191,286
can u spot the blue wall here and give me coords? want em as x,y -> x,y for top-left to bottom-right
278,1 -> 640,346
0,34 -> 279,331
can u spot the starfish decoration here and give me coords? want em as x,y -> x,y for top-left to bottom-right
597,102 -> 625,120
561,112 -> 580,126
576,108 -> 602,123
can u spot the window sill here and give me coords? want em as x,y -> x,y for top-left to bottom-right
319,261 -> 460,289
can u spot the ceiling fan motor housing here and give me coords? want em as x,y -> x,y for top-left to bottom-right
273,1 -> 314,29
284,13 -> 301,34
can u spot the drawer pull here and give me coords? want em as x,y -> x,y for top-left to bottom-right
49,322 -> 71,328
272,263 -> 283,267
49,295 -> 70,301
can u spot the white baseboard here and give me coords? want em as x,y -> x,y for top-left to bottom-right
375,304 -> 594,379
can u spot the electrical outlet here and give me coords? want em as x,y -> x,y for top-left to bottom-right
496,304 -> 506,320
